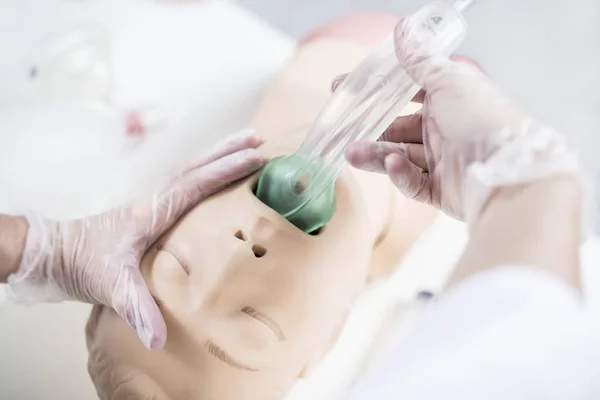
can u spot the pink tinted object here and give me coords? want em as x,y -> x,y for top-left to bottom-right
300,13 -> 484,76
300,13 -> 401,47
125,112 -> 146,138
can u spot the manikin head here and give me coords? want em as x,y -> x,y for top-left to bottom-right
85,14 -> 433,400
86,123 -> 387,399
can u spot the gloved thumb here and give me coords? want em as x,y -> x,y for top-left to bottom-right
143,130 -> 266,245
346,141 -> 432,203
385,152 -> 432,204
110,265 -> 167,350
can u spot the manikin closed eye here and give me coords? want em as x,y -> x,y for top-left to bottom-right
157,243 -> 191,276
156,242 -> 285,372
203,307 -> 283,372
241,306 -> 285,341
204,340 -> 258,372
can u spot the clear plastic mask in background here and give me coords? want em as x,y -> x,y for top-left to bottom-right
26,25 -> 114,106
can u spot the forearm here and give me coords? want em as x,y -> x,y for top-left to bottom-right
449,175 -> 582,290
0,215 -> 28,283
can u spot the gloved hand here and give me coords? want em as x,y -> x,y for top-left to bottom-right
342,17 -> 581,225
7,129 -> 266,349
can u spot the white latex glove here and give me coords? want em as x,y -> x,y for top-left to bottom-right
7,129 -> 266,349
344,17 -> 582,225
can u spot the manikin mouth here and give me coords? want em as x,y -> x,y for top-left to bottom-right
250,175 -> 325,236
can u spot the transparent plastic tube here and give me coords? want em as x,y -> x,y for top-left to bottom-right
256,0 -> 474,233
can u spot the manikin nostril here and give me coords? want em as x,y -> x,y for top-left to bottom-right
234,231 -> 266,257
234,230 -> 247,241
252,245 -> 267,258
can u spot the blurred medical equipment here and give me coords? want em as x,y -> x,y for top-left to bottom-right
23,25 -> 164,147
0,25 -> 166,217
255,0 -> 476,233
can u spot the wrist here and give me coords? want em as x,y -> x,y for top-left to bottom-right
451,174 -> 583,290
481,175 -> 582,219
462,123 -> 582,226
0,215 -> 29,282
4,216 -> 65,303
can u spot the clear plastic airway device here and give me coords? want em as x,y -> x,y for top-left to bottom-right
256,0 -> 476,233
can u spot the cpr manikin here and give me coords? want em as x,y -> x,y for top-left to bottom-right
86,15 -> 437,400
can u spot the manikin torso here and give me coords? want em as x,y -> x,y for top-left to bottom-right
86,39 -> 436,400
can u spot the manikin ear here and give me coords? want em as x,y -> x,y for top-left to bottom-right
110,367 -> 171,400
88,354 -> 171,400
140,245 -> 195,316
85,309 -> 171,400
85,308 -> 169,400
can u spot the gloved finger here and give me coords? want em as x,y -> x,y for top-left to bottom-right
111,266 -> 167,350
178,128 -> 263,175
331,73 -> 425,104
346,141 -> 427,173
394,16 -> 456,91
413,57 -> 485,111
146,148 -> 266,243
332,55 -> 482,97
450,55 -> 486,75
385,153 -> 432,203
387,54 -> 482,111
331,74 -> 346,92
394,18 -> 488,91
177,149 -> 266,198
379,112 -> 423,144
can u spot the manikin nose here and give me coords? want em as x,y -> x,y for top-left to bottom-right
233,229 -> 267,259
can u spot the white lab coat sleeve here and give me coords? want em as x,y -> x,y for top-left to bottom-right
346,266 -> 600,400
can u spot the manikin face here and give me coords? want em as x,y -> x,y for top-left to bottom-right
86,34 -> 432,399
86,125 -> 388,400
